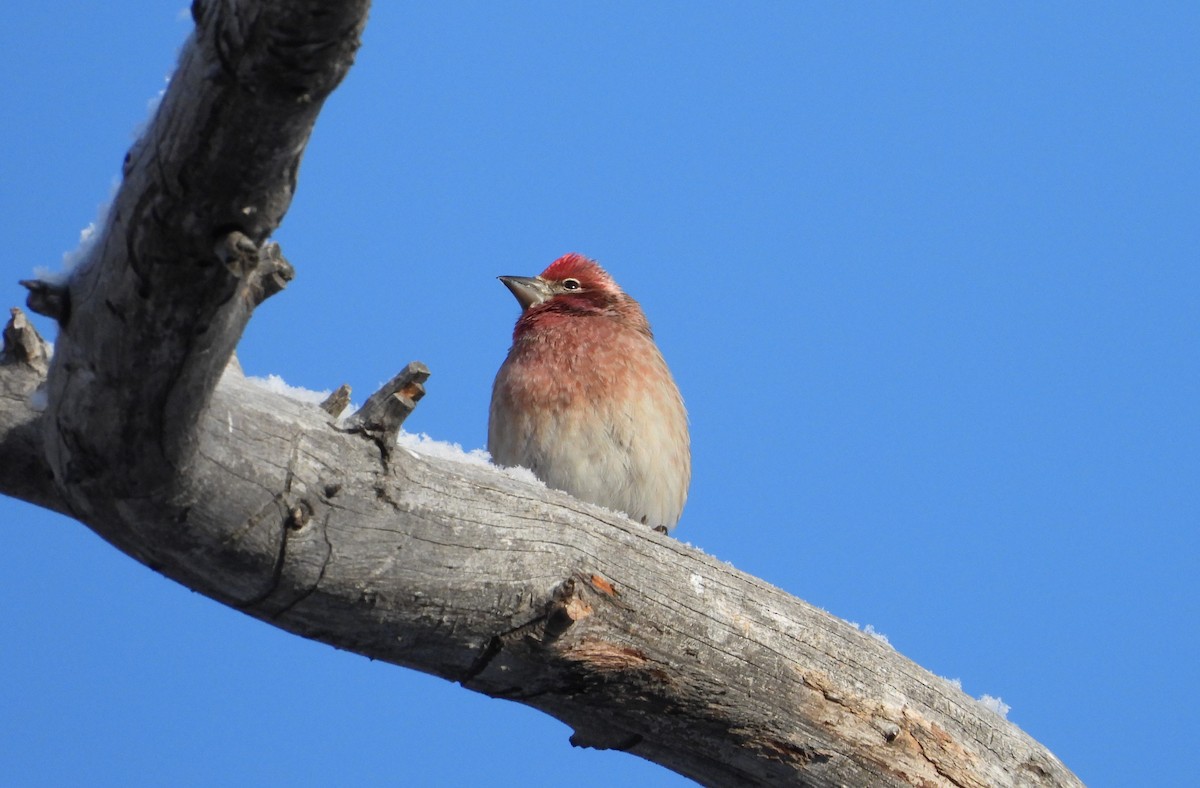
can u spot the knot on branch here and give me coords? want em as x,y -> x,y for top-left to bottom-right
346,362 -> 430,454
216,232 -> 294,306
1,308 -> 51,376
543,574 -> 623,643
543,577 -> 593,642
460,573 -> 626,690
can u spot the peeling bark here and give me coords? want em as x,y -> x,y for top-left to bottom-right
0,2 -> 1083,786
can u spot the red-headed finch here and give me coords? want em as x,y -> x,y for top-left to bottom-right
489,253 -> 690,531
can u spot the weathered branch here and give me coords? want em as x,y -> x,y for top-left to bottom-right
0,316 -> 1081,785
0,310 -> 61,514
39,0 -> 365,515
345,361 -> 430,461
319,383 -> 352,417
0,2 -> 1082,786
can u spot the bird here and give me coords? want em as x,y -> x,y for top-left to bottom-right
488,253 -> 690,531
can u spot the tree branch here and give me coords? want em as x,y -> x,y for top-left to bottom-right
1,3 -> 1082,786
38,0 -> 361,513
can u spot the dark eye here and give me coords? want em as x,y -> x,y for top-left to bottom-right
562,278 -> 581,291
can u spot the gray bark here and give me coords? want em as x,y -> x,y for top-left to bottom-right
0,2 -> 1083,786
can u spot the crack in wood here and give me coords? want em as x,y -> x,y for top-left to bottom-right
268,510 -> 333,620
459,575 -> 597,687
229,434 -> 332,616
902,713 -> 983,788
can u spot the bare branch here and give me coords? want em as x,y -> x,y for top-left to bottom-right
40,0 -> 368,513
0,351 -> 1083,786
0,3 -> 1083,786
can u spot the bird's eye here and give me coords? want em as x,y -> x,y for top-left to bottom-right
562,278 -> 582,291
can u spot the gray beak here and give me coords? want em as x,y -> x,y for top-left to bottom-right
498,275 -> 553,310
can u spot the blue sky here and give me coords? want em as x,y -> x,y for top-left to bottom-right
2,4 -> 1197,786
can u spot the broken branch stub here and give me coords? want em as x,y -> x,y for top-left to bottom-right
319,384 -> 352,417
216,234 -> 295,306
347,361 -> 430,441
19,280 -> 70,325
2,308 -> 51,376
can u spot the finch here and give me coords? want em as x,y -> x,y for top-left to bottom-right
488,253 -> 690,531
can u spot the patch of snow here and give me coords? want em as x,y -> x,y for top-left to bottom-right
36,184 -> 119,284
396,430 -> 491,467
863,624 -> 891,647
977,694 -> 1011,719
501,464 -> 547,486
689,573 -> 706,596
245,374 -> 331,405
938,677 -> 1009,718
396,430 -> 545,487
144,74 -> 170,119
846,621 -> 891,646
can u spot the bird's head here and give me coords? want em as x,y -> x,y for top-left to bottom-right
498,253 -> 623,311
499,253 -> 650,340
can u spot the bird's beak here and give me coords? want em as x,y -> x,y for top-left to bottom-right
498,275 -> 553,310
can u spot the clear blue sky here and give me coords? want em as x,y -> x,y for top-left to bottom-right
3,4 -> 1197,786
